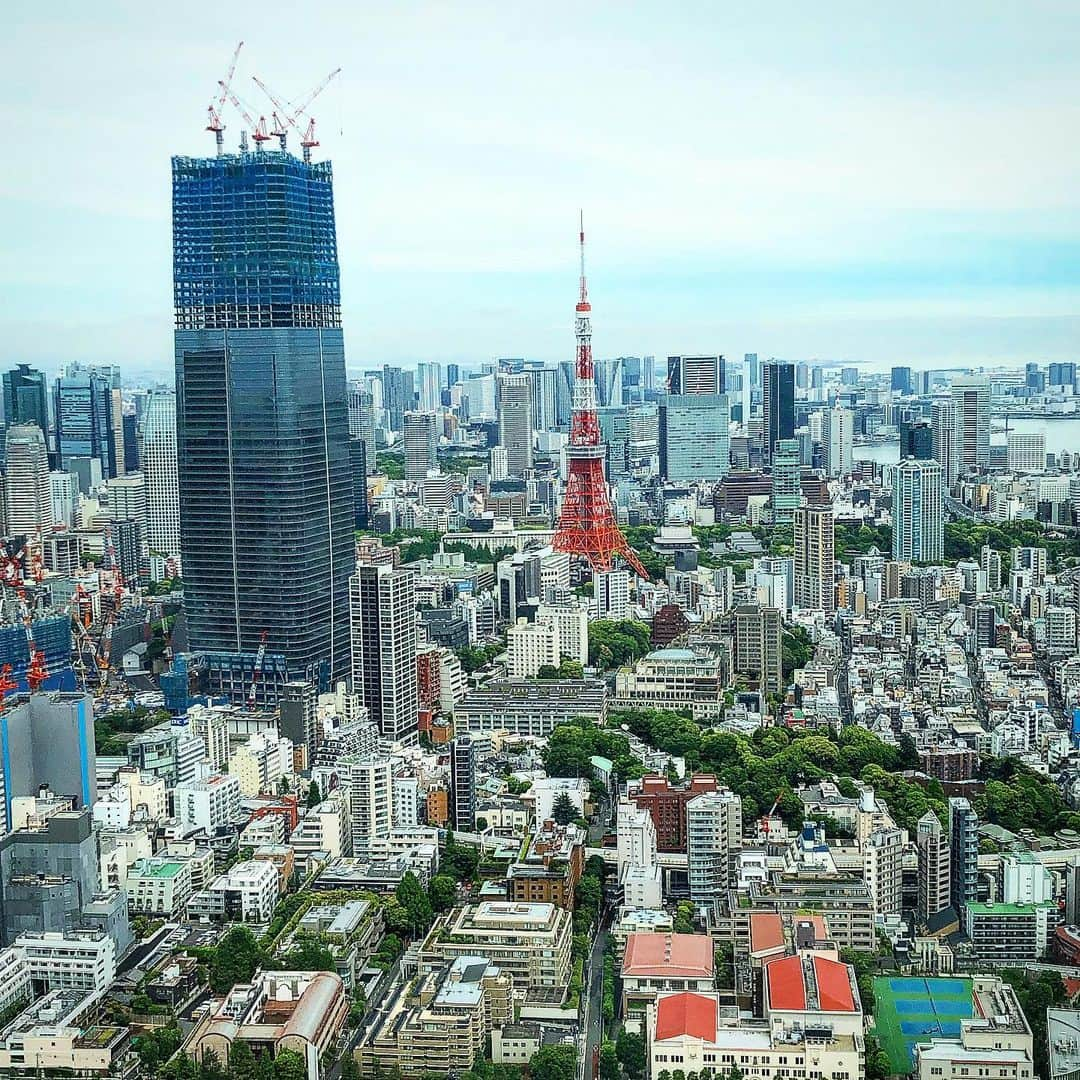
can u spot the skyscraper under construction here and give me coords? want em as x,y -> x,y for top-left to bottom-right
173,148 -> 352,695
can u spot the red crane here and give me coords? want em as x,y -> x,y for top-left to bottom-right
251,68 -> 341,162
551,215 -> 648,579
221,84 -> 271,151
26,650 -> 47,693
0,665 -> 16,710
206,41 -> 244,155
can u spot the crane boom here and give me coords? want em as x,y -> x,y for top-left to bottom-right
250,69 -> 341,162
222,85 -> 270,149
207,41 -> 244,155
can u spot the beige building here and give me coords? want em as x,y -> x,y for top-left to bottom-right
359,956 -> 512,1077
793,502 -> 835,613
613,648 -> 726,720
420,902 -> 572,991
126,857 -> 195,917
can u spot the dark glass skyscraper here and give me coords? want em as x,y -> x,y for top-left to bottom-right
899,420 -> 933,460
2,365 -> 48,432
173,150 -> 353,689
762,361 -> 794,464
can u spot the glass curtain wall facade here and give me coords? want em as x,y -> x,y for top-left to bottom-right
173,151 -> 352,687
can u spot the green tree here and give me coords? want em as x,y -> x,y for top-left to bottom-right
306,780 -> 322,808
395,871 -> 434,937
599,1041 -> 620,1080
529,1044 -> 577,1080
617,1028 -> 647,1080
273,1049 -> 308,1080
427,874 -> 457,913
341,1055 -> 362,1080
280,935 -> 334,972
228,1040 -> 259,1080
588,619 -> 653,669
552,792 -> 578,825
209,926 -> 262,993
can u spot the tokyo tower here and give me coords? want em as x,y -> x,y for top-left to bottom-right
552,215 -> 649,580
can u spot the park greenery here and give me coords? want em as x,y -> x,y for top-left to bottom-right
95,705 -> 171,755
455,639 -> 505,673
834,521 -> 892,562
361,526 -> 514,566
944,517 -> 1080,570
588,619 -> 653,668
160,1046 -> 309,1080
781,625 -> 814,680
537,658 -> 585,680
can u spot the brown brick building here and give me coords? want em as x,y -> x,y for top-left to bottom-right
630,774 -> 720,852
507,821 -> 585,910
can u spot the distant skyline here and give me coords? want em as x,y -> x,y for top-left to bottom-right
5,2 -> 1080,376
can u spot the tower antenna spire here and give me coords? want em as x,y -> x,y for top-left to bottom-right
551,212 -> 648,580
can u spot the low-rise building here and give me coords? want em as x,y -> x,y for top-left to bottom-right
613,648 -> 726,720
454,679 -> 607,738
358,956 -> 513,1077
621,933 -> 714,1014
187,859 -> 280,924
420,902 -> 572,992
186,971 -> 349,1073
15,930 -> 116,994
913,977 -> 1033,1080
126,857 -> 195,917
964,902 -> 1056,964
507,821 -> 585,910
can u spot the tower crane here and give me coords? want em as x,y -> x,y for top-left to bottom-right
251,68 -> 341,162
248,630 -> 269,707
206,41 -> 244,155
221,84 -> 271,151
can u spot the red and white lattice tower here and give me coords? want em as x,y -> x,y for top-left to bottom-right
552,215 -> 648,579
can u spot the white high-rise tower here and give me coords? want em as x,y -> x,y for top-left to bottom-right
142,391 -> 180,576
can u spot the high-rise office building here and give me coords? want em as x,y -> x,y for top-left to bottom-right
770,438 -> 802,523
949,797 -> 979,915
733,604 -> 783,695
2,365 -> 48,433
382,366 -> 414,431
141,391 -> 179,571
0,693 -> 96,829
794,502 -> 835,612
795,361 -> 809,390
1006,432 -> 1046,474
529,368 -> 560,432
667,355 -> 725,396
4,425 -> 52,538
889,458 -> 943,563
899,420 -> 933,460
762,361 -> 795,463
416,362 -> 442,412
450,732 -> 489,831
744,352 -> 759,389
951,376 -> 991,474
1049,362 -> 1077,388
173,150 -> 353,688
53,369 -> 117,481
657,394 -> 730,482
930,398 -> 958,485
403,411 -> 438,480
891,366 -> 913,395
686,788 -> 742,901
349,564 -> 418,745
349,439 -> 369,529
348,383 -> 377,473
916,811 -> 951,924
594,357 -> 625,407
122,411 -> 139,473
446,363 -> 461,389
821,407 -> 853,477
496,373 -> 533,476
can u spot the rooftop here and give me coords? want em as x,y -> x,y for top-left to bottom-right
766,954 -> 857,1014
134,860 -> 184,879
748,912 -> 785,956
655,992 -> 718,1042
623,933 -> 713,979
1047,1008 -> 1080,1079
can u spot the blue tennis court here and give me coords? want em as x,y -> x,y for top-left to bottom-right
875,977 -> 974,1074
896,999 -> 971,1017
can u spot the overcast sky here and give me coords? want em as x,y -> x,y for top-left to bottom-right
4,1 -> 1080,379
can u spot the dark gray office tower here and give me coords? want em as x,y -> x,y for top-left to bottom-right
54,368 -> 118,479
949,797 -> 979,915
2,365 -> 48,432
349,438 -> 369,528
382,366 -> 415,432
173,150 -> 353,690
450,733 -> 489,831
762,361 -> 795,464
279,680 -> 319,761
891,366 -> 913,394
899,420 -> 934,460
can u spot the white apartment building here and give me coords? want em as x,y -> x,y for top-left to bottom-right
536,603 -> 589,665
4,425 -> 52,537
342,755 -> 393,849
392,774 -> 420,828
290,797 -> 351,861
116,765 -> 168,820
92,784 -> 132,830
174,774 -> 242,833
187,704 -> 231,772
594,568 -> 631,620
506,618 -> 559,677
15,931 -> 116,993
0,946 -> 31,1014
687,789 -> 743,902
227,732 -> 292,797
617,800 -> 662,910
863,826 -> 904,917
1007,432 -> 1046,475
126,857 -> 196,916
187,859 -> 280,924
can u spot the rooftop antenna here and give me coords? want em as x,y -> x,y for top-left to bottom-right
206,41 -> 244,156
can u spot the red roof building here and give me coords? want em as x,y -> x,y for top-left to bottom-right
654,992 -> 718,1042
623,933 -> 716,1013
764,954 -> 857,1015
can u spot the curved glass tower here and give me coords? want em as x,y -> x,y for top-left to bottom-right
173,151 -> 352,692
